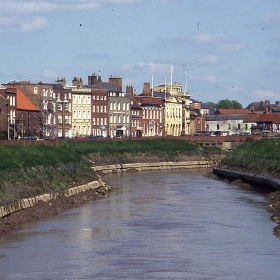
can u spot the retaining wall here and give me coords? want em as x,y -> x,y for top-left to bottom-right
213,167 -> 280,191
0,180 -> 103,218
92,160 -> 216,173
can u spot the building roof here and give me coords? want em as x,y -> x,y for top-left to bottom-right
130,97 -> 143,110
152,91 -> 171,99
257,113 -> 280,123
243,113 -> 261,123
7,87 -> 39,111
243,113 -> 280,123
134,96 -> 164,107
206,114 -> 245,121
214,109 -> 251,115
246,101 -> 270,112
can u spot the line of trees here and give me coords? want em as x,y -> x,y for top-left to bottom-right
205,99 -> 243,110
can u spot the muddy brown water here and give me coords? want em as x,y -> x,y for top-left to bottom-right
0,168 -> 279,280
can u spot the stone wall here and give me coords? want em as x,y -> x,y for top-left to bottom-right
0,180 -> 104,218
92,160 -> 216,173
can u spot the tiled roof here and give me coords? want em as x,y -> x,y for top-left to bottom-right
84,81 -> 119,92
243,113 -> 280,123
7,87 -> 39,111
130,97 -> 143,109
257,113 -> 280,123
243,113 -> 261,122
215,109 -> 251,115
206,114 -> 245,121
134,96 -> 164,107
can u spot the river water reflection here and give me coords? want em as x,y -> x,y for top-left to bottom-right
0,169 -> 280,279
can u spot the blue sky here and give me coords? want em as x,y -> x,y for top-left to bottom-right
0,0 -> 280,106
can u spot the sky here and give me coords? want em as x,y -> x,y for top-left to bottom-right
0,0 -> 280,107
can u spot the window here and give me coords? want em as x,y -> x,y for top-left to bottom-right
34,87 -> 38,94
228,123 -> 231,130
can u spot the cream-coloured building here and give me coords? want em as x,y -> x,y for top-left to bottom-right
164,95 -> 183,136
152,82 -> 191,135
71,88 -> 92,137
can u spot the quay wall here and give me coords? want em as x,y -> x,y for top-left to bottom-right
0,180 -> 107,218
92,160 -> 216,173
213,167 -> 280,191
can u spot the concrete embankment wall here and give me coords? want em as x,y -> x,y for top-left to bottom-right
0,160 -> 215,218
213,167 -> 280,191
0,180 -> 105,218
92,160 -> 216,173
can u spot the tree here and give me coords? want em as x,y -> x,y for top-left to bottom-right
231,100 -> 243,109
216,99 -> 243,109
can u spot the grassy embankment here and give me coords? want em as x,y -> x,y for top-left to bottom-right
0,139 -> 220,205
218,138 -> 280,177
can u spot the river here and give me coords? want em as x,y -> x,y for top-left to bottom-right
0,168 -> 279,279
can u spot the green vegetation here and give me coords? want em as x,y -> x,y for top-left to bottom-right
0,138 -> 221,205
0,139 -> 219,170
205,99 -> 243,109
219,138 -> 280,175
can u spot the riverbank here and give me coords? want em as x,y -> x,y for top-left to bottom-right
0,154 -> 217,237
0,184 -> 111,237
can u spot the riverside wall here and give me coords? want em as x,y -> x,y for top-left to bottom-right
213,167 -> 280,191
0,180 -> 109,218
92,160 -> 216,173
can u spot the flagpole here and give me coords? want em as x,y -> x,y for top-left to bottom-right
170,65 -> 173,94
152,75 -> 154,97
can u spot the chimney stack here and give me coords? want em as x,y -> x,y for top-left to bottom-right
143,82 -> 151,96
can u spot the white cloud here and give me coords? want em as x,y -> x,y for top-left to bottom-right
0,1 -> 101,14
0,0 -> 145,15
194,33 -> 226,43
21,17 -> 48,32
0,16 -> 47,32
205,74 -> 219,84
253,89 -> 279,99
121,62 -> 171,73
200,55 -> 218,65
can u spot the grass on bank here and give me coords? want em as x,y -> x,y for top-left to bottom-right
219,138 -> 280,175
0,138 -> 220,170
0,139 -> 221,204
